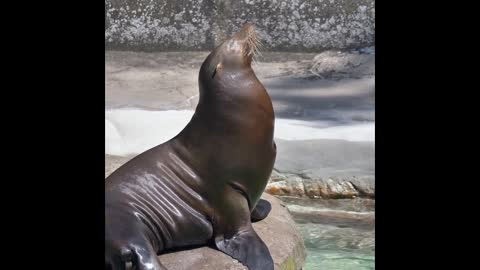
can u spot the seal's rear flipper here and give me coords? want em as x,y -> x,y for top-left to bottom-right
251,198 -> 272,222
106,239 -> 167,270
215,226 -> 274,270
131,244 -> 167,270
105,255 -> 125,270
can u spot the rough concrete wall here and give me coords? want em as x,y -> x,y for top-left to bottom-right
105,0 -> 375,52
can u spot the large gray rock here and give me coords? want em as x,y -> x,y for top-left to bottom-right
105,0 -> 375,52
310,49 -> 375,79
158,193 -> 306,270
105,154 -> 306,270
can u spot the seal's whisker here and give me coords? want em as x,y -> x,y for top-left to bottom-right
248,32 -> 262,60
257,39 -> 265,50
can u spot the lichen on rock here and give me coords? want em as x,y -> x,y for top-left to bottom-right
105,0 -> 375,51
266,171 -> 375,199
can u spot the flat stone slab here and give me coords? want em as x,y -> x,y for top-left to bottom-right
274,139 -> 374,178
105,155 -> 306,270
264,139 -> 375,199
105,50 -> 375,121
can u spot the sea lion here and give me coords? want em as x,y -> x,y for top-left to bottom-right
105,23 -> 276,270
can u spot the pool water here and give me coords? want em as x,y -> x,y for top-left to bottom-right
298,222 -> 374,270
281,198 -> 375,270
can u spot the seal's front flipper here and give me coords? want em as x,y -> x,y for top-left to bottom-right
215,226 -> 274,270
251,198 -> 272,222
214,188 -> 274,270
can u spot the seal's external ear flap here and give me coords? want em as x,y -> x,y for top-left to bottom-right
212,63 -> 222,79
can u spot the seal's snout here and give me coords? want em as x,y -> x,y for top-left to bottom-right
201,23 -> 261,78
222,23 -> 260,66
232,23 -> 258,51
238,23 -> 256,37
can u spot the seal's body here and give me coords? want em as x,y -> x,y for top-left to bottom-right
106,24 -> 276,270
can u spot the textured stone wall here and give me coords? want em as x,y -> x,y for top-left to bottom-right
105,0 -> 375,52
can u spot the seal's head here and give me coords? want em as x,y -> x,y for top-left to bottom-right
200,23 -> 261,80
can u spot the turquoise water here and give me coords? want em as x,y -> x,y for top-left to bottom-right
298,222 -> 375,270
282,198 -> 375,270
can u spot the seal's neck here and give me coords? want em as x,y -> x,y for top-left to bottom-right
174,66 -> 274,145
